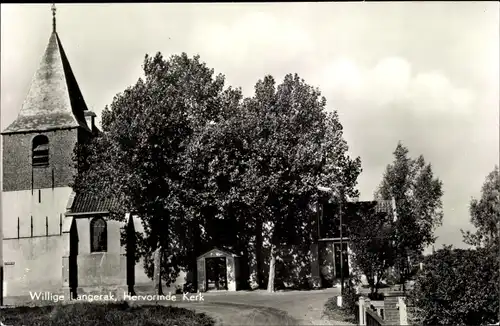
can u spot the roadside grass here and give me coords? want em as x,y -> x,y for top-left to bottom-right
1,301 -> 215,326
322,296 -> 357,325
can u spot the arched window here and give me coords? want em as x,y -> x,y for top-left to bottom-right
90,217 -> 107,252
32,135 -> 49,167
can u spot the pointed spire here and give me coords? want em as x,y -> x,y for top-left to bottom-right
1,13 -> 90,134
51,3 -> 57,33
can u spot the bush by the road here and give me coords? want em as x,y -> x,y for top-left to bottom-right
407,246 -> 499,325
1,301 -> 215,326
323,282 -> 360,324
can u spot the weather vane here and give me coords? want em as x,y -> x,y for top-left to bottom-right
51,3 -> 57,32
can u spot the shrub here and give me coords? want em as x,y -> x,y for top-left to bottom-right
384,267 -> 399,286
323,281 -> 361,324
183,281 -> 197,293
274,245 -> 313,290
323,296 -> 357,324
341,281 -> 361,317
407,247 -> 499,325
1,301 -> 215,326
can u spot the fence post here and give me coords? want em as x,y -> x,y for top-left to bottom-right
397,296 -> 408,325
359,296 -> 366,326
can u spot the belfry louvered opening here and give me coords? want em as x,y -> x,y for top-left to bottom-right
32,135 -> 49,167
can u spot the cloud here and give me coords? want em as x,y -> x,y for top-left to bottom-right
320,58 -> 363,100
193,12 -> 312,64
370,57 -> 412,106
187,11 -> 315,95
409,72 -> 475,114
318,56 -> 476,115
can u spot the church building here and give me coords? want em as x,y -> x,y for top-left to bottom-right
1,6 -> 150,301
1,7 -> 397,303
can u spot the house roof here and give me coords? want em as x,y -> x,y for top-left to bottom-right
2,30 -> 91,134
197,248 -> 239,260
336,200 -> 393,213
66,192 -> 120,216
351,200 -> 395,215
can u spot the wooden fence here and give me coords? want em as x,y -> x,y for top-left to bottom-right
355,295 -> 408,326
365,308 -> 385,326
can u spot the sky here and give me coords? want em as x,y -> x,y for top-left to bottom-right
1,3 -> 499,249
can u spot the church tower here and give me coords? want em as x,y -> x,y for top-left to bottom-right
1,5 -> 96,296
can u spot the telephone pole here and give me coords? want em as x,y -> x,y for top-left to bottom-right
339,189 -> 344,296
0,110 -> 3,307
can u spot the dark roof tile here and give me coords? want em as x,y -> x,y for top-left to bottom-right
70,192 -> 119,214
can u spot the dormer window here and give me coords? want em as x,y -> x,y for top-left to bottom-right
32,135 -> 49,167
84,110 -> 96,131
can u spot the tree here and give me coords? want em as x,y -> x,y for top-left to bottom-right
347,202 -> 395,297
375,142 -> 443,291
461,166 -> 500,323
73,55 -> 361,294
235,74 -> 361,292
462,166 -> 500,250
73,52 -> 241,292
407,246 -> 499,325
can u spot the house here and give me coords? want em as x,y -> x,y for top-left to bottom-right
311,199 -> 394,288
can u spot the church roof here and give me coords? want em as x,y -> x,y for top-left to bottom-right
2,28 -> 91,134
66,192 -> 120,216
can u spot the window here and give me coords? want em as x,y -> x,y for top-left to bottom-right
32,135 -> 49,167
90,217 -> 107,252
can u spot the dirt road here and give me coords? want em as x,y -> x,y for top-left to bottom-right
163,288 -> 353,325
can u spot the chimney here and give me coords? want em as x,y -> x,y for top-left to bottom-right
84,111 -> 96,130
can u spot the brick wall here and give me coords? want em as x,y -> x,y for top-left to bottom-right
2,128 -> 79,192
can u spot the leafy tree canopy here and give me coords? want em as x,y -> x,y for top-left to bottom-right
462,165 -> 500,250
73,52 -> 241,284
347,202 -> 395,295
408,246 -> 499,326
73,53 -> 362,290
375,142 -> 443,285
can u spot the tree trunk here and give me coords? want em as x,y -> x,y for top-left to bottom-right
267,244 -> 276,293
398,257 -> 405,292
375,270 -> 384,294
153,244 -> 163,295
367,273 -> 375,294
192,220 -> 201,292
374,276 -> 381,294
255,220 -> 264,288
401,265 -> 406,294
403,256 -> 409,294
